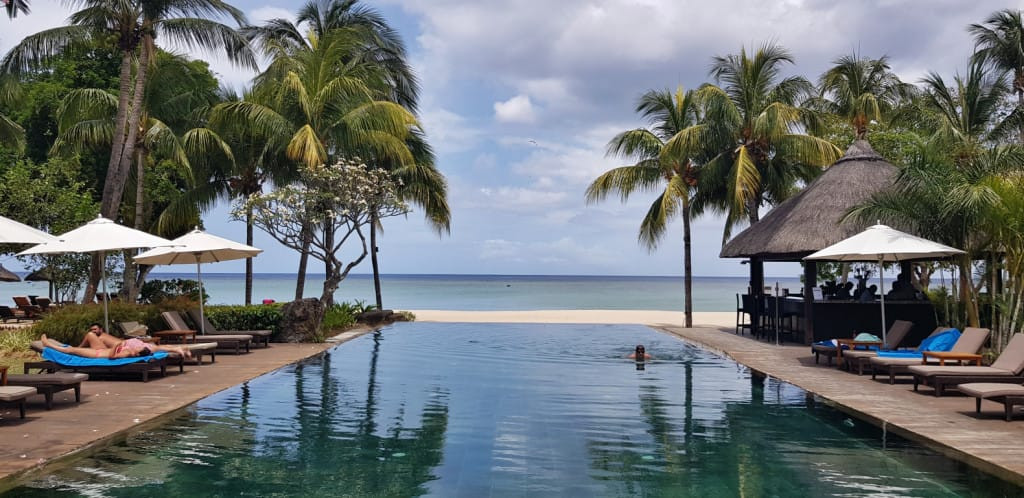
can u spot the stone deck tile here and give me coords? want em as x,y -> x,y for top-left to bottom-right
0,333 -> 369,490
659,325 -> 1024,487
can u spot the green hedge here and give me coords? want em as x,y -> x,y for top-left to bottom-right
28,299 -> 368,345
204,304 -> 284,336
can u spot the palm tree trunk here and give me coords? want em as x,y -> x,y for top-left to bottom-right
86,50 -> 134,304
960,256 -> 980,327
111,42 -> 151,216
370,213 -> 383,310
323,220 -> 335,307
682,196 -> 692,328
245,206 -> 254,305
295,222 -> 310,301
123,146 -> 145,302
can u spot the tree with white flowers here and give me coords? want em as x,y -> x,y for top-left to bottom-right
236,158 -> 407,322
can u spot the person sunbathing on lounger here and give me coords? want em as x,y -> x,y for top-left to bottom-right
77,323 -> 116,348
42,333 -> 190,359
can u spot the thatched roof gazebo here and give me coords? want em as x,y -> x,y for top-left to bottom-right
721,140 -> 898,261
720,140 -> 900,343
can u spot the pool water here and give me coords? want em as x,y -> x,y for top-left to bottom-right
5,323 -> 1021,497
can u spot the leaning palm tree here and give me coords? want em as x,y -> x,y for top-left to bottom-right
918,58 -> 1010,162
587,87 -> 701,327
817,52 -> 914,140
970,9 -> 1024,142
2,0 -> 255,302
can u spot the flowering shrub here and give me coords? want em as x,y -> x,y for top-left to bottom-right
234,158 -> 408,307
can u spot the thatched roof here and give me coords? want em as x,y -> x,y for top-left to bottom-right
719,140 -> 898,261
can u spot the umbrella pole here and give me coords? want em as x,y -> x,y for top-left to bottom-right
196,256 -> 205,335
101,251 -> 109,333
879,258 -> 886,344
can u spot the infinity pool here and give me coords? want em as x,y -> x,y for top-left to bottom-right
5,323 -> 1021,496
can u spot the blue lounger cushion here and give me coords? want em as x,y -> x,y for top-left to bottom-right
42,347 -> 168,366
877,328 -> 961,358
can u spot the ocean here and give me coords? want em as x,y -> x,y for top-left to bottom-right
2,273 -> 805,312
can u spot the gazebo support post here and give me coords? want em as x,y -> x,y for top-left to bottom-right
750,257 -> 765,337
803,261 -> 816,345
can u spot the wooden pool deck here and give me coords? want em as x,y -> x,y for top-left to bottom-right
659,325 -> 1024,487
0,330 -> 367,491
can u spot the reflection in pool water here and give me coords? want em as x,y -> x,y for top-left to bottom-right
5,323 -> 1021,497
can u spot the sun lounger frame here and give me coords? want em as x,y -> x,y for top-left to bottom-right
23,356 -> 174,382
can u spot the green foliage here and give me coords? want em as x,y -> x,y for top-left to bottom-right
29,302 -> 155,345
139,279 -> 207,304
0,327 -> 35,354
322,303 -> 359,331
204,304 -> 283,334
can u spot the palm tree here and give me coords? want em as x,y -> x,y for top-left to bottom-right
176,88 -> 298,305
0,76 -> 25,151
587,87 -> 701,327
2,0 -> 255,302
242,0 -> 429,303
970,9 -> 1024,142
217,15 -> 419,302
918,59 -> 1010,163
51,52 -> 224,301
817,53 -> 914,140
3,0 -> 29,18
678,43 -> 841,309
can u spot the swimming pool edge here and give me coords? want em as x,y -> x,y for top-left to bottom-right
656,325 -> 1024,488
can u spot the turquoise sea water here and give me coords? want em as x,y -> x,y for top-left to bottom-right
5,323 -> 1018,496
1,273 -> 805,311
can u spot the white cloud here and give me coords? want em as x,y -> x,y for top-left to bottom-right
493,94 -> 537,123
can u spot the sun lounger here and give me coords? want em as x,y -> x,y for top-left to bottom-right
959,383 -> 1024,421
4,372 -> 87,409
836,320 -> 914,374
0,386 -> 37,419
0,305 -> 25,323
187,309 -> 273,348
161,311 -> 252,354
12,296 -> 43,320
24,341 -> 172,382
811,320 -> 913,367
909,333 -> 1024,396
868,327 -> 989,384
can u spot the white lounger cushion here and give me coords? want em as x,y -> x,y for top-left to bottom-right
958,383 -> 1024,398
0,386 -> 37,401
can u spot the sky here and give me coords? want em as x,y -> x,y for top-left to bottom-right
1,0 -> 1019,278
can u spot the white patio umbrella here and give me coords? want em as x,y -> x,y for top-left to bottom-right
134,228 -> 262,334
804,224 -> 965,343
0,214 -> 57,244
19,215 -> 175,331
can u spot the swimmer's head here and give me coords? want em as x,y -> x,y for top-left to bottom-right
635,345 -> 645,356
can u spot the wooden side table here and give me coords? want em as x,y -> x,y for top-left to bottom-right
835,339 -> 883,367
153,330 -> 197,344
921,351 -> 983,366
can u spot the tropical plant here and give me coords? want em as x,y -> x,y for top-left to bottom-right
219,2 -> 420,300
50,51 -> 224,301
1,0 -> 256,302
586,87 -> 701,327
236,159 -> 408,325
685,42 -> 842,238
3,0 -> 29,18
970,9 -> 1024,143
816,52 -> 915,140
0,76 -> 25,152
848,139 -> 1024,330
675,42 -> 841,299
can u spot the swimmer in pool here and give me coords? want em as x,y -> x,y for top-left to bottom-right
627,344 -> 652,361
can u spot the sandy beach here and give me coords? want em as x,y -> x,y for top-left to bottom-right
409,309 -> 736,329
